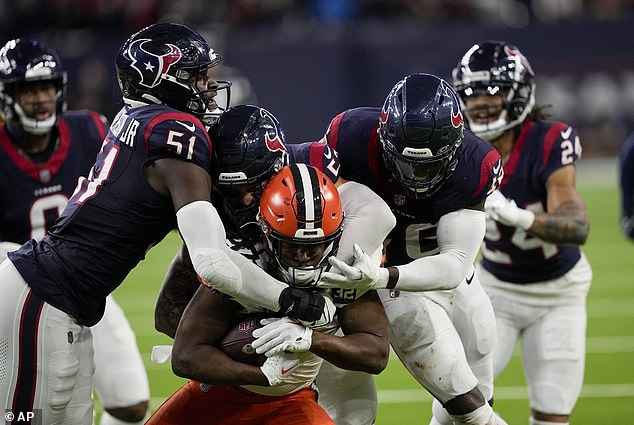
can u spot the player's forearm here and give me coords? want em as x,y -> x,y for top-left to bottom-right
171,345 -> 268,386
221,248 -> 287,310
391,209 -> 483,291
310,332 -> 389,374
528,199 -> 589,244
394,251 -> 473,291
155,248 -> 200,338
154,300 -> 186,339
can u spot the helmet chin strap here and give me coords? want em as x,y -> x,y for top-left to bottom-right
14,103 -> 55,135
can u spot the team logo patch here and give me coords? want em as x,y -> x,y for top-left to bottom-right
128,38 -> 182,88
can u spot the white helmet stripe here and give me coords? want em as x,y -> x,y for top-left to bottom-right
296,163 -> 316,229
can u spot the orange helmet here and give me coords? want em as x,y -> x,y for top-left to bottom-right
259,163 -> 343,287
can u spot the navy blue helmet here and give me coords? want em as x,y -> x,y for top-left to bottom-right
452,40 -> 535,141
208,104 -> 289,236
379,73 -> 464,198
115,22 -> 231,124
0,38 -> 67,134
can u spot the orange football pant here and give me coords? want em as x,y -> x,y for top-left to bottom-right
146,380 -> 335,425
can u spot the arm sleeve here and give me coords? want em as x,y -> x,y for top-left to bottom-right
219,249 -> 288,312
176,200 -> 227,254
395,208 -> 485,291
177,201 -> 288,311
336,180 -> 396,264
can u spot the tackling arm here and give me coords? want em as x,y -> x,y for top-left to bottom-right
394,206 -> 485,291
154,243 -> 200,338
335,178 -> 396,264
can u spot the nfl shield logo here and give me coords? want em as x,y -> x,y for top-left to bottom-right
394,194 -> 406,206
40,169 -> 51,183
238,319 -> 254,333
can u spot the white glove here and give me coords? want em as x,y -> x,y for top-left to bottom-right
318,243 -> 389,290
252,318 -> 313,357
191,248 -> 242,293
259,351 -> 300,386
0,241 -> 21,261
485,190 -> 535,230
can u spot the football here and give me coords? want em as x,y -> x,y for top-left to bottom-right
217,313 -> 271,366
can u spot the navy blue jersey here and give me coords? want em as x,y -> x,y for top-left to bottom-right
0,111 -> 106,242
481,120 -> 583,283
288,140 -> 339,183
620,133 -> 634,240
324,107 -> 502,267
9,104 -> 213,326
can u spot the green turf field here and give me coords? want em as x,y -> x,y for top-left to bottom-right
108,161 -> 634,424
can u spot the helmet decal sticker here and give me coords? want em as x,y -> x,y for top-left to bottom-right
451,107 -> 463,128
504,45 -> 534,75
380,106 -> 389,124
128,39 -> 182,88
261,109 -> 287,153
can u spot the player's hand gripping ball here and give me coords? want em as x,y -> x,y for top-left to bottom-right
217,313 -> 272,366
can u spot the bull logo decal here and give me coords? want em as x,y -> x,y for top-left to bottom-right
380,106 -> 389,124
504,45 -> 534,75
260,109 -> 287,153
128,38 -> 182,88
451,107 -> 463,128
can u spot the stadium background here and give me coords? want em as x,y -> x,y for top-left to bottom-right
2,1 -> 633,423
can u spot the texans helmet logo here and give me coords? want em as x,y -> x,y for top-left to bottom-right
265,132 -> 286,153
128,38 -> 182,88
451,106 -> 463,128
380,106 -> 389,124
505,45 -> 534,75
260,109 -> 287,153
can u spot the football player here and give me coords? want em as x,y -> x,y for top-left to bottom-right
0,22 -> 264,424
316,73 -> 508,425
147,163 -> 391,425
452,41 -> 592,425
0,37 -> 150,425
154,104 -> 395,424
620,132 -> 634,240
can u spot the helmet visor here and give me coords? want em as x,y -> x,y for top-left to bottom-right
384,143 -> 448,195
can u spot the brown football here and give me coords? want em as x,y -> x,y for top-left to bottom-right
217,313 -> 271,366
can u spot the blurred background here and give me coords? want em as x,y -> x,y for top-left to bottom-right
2,0 -> 633,154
